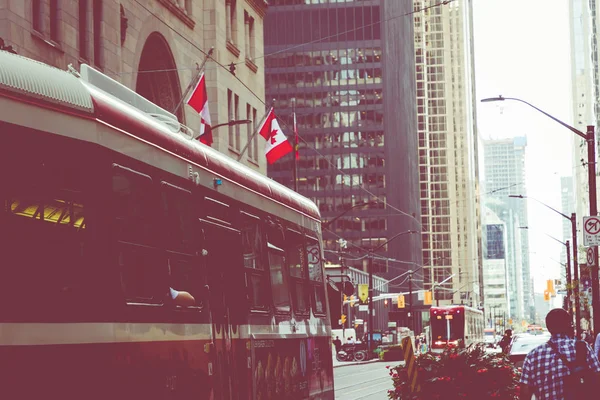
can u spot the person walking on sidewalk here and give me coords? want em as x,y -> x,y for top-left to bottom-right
519,308 -> 600,400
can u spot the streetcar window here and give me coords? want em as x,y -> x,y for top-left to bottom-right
0,146 -> 92,319
268,247 -> 291,312
168,257 -> 204,308
241,212 -> 268,308
306,239 -> 323,281
161,182 -> 196,253
112,166 -> 156,244
287,231 -> 305,278
313,284 -> 326,314
286,229 -> 308,313
118,245 -> 166,304
241,213 -> 265,270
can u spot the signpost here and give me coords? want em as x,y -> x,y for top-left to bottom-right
583,216 -> 600,246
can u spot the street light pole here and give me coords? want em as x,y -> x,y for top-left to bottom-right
483,96 -> 599,335
586,125 -> 599,336
367,230 -> 417,355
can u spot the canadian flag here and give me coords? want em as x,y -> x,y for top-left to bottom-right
258,108 -> 293,164
186,72 -> 213,146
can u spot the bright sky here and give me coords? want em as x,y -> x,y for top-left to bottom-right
473,0 -> 575,294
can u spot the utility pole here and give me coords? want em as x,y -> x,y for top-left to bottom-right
408,270 -> 413,331
587,125 -> 600,337
572,212 -> 581,337
368,252 -> 374,354
565,240 -> 572,320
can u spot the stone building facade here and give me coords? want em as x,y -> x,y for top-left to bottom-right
0,0 -> 268,171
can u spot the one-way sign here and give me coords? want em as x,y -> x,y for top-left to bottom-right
583,216 -> 600,246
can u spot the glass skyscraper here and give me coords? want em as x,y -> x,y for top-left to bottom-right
264,1 -> 421,294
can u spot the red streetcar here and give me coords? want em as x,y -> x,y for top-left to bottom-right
429,305 -> 485,352
0,51 -> 334,399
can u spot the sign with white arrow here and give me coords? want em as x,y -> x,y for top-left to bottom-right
583,216 -> 600,246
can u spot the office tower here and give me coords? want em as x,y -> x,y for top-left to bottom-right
414,0 -> 483,308
482,206 -> 509,320
264,1 -> 421,292
483,137 -> 531,320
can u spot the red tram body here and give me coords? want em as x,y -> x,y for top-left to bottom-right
0,51 -> 334,399
429,305 -> 484,352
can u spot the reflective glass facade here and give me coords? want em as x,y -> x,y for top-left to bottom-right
264,0 -> 421,287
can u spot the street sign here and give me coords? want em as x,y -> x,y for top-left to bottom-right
358,284 -> 369,303
388,321 -> 397,328
587,247 -> 596,267
583,216 -> 600,246
359,305 -> 368,312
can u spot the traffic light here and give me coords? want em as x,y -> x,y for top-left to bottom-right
547,280 -> 555,296
424,291 -> 432,305
343,294 -> 348,302
397,295 -> 405,308
341,314 -> 347,324
350,295 -> 356,306
384,298 -> 389,308
544,290 -> 550,301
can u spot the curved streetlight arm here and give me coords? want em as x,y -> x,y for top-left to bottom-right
519,226 -> 567,247
509,194 -> 570,221
481,96 -> 586,139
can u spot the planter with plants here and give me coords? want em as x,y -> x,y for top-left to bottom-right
387,344 -> 521,399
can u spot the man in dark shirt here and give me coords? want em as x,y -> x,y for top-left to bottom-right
333,336 -> 342,353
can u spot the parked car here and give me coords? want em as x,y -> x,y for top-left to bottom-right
507,333 -> 550,368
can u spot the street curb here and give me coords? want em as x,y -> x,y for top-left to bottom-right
333,359 -> 381,368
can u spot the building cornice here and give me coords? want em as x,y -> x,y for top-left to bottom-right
245,0 -> 268,18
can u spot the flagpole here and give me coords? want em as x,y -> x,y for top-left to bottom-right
292,97 -> 298,192
237,100 -> 275,162
172,47 -> 214,116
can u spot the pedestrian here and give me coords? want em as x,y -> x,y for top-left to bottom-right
519,308 -> 600,400
498,329 -> 512,353
333,336 -> 342,353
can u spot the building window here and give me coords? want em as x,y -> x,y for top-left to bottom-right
93,0 -> 103,68
244,11 -> 255,60
32,0 -> 42,33
79,0 -> 102,67
246,103 -> 253,161
49,0 -> 59,42
227,90 -> 233,147
234,94 -> 240,151
79,0 -> 89,60
226,0 -> 237,44
252,108 -> 258,160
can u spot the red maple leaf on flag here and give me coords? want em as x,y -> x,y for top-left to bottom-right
270,128 -> 278,144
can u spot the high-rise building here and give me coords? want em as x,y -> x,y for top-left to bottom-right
0,0 -> 268,171
263,1 -> 421,299
482,207 -> 509,320
560,176 -> 575,279
414,0 -> 483,308
483,137 -> 531,321
569,1 -> 597,245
